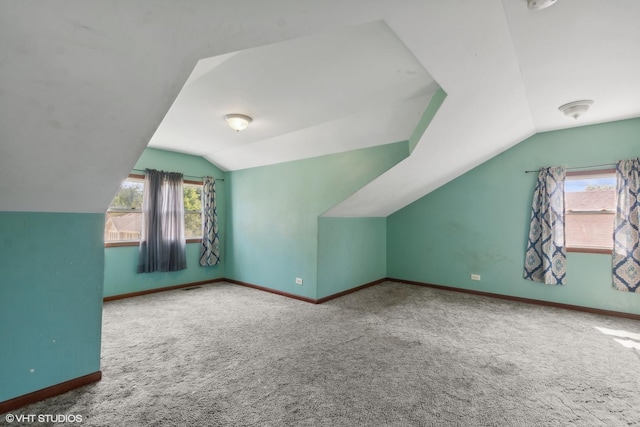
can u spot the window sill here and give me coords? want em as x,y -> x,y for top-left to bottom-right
105,241 -> 138,248
566,247 -> 612,255
105,238 -> 202,248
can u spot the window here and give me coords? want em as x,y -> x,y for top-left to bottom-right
565,169 -> 616,254
105,174 -> 203,246
183,183 -> 203,240
104,176 -> 144,245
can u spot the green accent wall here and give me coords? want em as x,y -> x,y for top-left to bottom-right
388,117 -> 640,315
103,148 -> 226,298
226,142 -> 409,299
0,212 -> 104,402
317,217 -> 387,299
408,88 -> 447,154
104,244 -> 221,297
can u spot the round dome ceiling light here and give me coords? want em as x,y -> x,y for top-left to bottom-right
558,100 -> 594,120
224,114 -> 252,132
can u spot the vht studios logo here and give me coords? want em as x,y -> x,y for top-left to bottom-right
5,413 -> 83,423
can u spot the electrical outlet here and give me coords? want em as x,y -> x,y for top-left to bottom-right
295,277 -> 303,285
470,274 -> 481,281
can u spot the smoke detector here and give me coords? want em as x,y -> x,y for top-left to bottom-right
528,0 -> 558,10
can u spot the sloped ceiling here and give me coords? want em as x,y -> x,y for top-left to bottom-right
1,1 -> 639,214
148,21 -> 440,171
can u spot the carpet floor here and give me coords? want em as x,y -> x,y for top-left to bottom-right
5,281 -> 640,426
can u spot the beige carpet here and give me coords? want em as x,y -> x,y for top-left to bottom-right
5,281 -> 640,426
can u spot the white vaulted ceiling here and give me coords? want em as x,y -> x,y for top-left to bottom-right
1,1 -> 639,215
148,21 -> 440,171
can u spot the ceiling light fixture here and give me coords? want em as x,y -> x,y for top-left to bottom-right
558,100 -> 593,120
527,0 -> 558,10
224,114 -> 252,132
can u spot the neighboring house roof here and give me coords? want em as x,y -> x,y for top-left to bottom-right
565,190 -> 615,249
566,190 -> 615,212
566,214 -> 613,250
107,213 -> 141,234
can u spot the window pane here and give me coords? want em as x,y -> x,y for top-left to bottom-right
184,184 -> 202,240
105,177 -> 204,244
185,212 -> 202,239
184,185 -> 202,212
565,213 -> 614,249
565,173 -> 615,250
105,212 -> 142,242
109,179 -> 144,209
565,176 -> 615,194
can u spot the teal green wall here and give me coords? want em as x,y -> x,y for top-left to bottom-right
131,147 -> 225,180
104,244 -> 222,297
0,212 -> 104,402
103,148 -> 226,298
388,117 -> 640,315
408,88 -> 447,154
317,217 -> 387,299
226,142 -> 409,299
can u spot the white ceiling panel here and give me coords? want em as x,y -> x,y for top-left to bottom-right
148,21 -> 438,170
2,1 -> 639,215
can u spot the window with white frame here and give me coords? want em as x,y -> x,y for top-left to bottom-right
564,169 -> 616,253
183,183 -> 203,240
105,175 -> 203,246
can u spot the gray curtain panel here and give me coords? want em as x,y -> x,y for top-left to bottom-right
137,169 -> 187,273
523,166 -> 566,285
612,158 -> 640,292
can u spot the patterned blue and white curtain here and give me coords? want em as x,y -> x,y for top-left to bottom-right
199,176 -> 221,266
137,169 -> 187,273
523,166 -> 566,285
612,158 -> 640,292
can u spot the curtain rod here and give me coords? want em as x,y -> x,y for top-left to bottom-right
524,163 -> 616,174
131,168 -> 225,181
